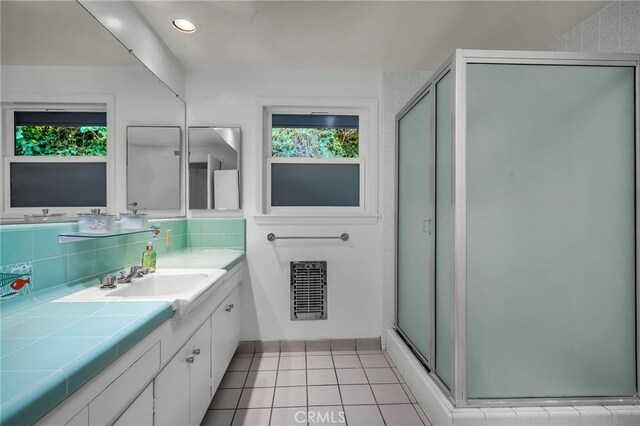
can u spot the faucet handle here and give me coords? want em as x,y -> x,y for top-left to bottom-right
100,275 -> 116,285
136,268 -> 149,277
127,202 -> 138,214
99,275 -> 117,289
116,271 -> 128,283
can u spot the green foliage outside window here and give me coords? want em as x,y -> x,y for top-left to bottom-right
272,128 -> 359,158
15,125 -> 107,156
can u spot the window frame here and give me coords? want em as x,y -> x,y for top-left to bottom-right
258,97 -> 378,219
1,95 -> 115,217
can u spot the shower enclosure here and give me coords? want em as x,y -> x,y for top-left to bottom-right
395,50 -> 639,407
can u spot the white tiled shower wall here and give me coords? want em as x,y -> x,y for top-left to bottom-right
549,0 -> 640,54
381,71 -> 432,335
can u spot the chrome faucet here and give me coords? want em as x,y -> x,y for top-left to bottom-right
117,265 -> 149,283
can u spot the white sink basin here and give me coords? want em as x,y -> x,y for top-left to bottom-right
109,273 -> 212,297
55,268 -> 227,321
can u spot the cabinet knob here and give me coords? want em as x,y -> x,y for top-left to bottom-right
193,348 -> 201,355
186,356 -> 195,364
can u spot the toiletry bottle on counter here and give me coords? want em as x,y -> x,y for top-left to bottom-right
142,242 -> 157,273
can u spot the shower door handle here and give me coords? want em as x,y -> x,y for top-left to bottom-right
423,219 -> 432,235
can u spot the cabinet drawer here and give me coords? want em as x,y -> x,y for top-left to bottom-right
88,343 -> 160,426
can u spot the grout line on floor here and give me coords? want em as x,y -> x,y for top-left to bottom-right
229,353 -> 253,426
357,351 -> 388,426
266,353 -> 279,425
329,352 -> 347,426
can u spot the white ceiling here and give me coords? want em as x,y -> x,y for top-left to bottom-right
1,1 -> 608,72
0,1 -> 140,67
134,0 -> 608,72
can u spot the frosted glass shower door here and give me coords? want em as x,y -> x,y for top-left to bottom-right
397,92 -> 431,363
466,64 -> 636,398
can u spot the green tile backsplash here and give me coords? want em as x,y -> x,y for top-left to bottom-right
0,218 -> 244,305
203,220 -> 223,233
188,218 -> 245,250
1,230 -> 34,265
33,227 -> 69,259
33,257 -> 68,290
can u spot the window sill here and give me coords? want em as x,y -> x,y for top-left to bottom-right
253,214 -> 379,225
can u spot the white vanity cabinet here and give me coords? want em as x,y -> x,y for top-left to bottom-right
38,262 -> 244,426
155,319 -> 212,426
155,285 -> 241,426
211,286 -> 240,391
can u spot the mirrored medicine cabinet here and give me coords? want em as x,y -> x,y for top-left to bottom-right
188,127 -> 241,211
127,126 -> 182,211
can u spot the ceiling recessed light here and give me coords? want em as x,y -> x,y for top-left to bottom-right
172,19 -> 196,33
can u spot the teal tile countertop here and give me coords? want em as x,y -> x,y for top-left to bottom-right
157,248 -> 245,270
0,248 -> 245,426
0,302 -> 172,426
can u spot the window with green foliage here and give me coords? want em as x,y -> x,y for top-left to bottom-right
14,111 -> 107,156
5,109 -> 109,211
271,114 -> 358,158
268,113 -> 363,208
16,126 -> 107,156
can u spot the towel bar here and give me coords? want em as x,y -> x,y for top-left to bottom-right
267,233 -> 349,242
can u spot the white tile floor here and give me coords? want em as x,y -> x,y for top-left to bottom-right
201,349 -> 432,426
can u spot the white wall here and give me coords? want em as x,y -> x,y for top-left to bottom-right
549,0 -> 640,53
187,70 -> 384,340
1,65 -> 185,215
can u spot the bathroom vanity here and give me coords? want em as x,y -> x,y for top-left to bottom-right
0,249 -> 246,426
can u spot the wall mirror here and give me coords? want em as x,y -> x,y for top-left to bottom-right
188,127 -> 241,210
127,126 -> 181,210
0,0 -> 185,224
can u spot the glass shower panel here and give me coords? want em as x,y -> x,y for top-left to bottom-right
435,72 -> 454,391
466,64 -> 636,398
397,93 -> 431,362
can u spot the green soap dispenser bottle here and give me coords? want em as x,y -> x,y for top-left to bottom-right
142,242 -> 156,273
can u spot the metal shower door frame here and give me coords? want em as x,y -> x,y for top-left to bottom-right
395,49 -> 640,409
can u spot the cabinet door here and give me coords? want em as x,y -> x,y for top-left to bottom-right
65,407 -> 88,426
156,319 -> 212,426
228,287 -> 240,353
211,304 -> 229,392
154,344 -> 191,426
189,319 -> 212,426
113,383 -> 153,426
211,289 -> 239,391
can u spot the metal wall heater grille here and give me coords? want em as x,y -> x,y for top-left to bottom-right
291,261 -> 327,320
